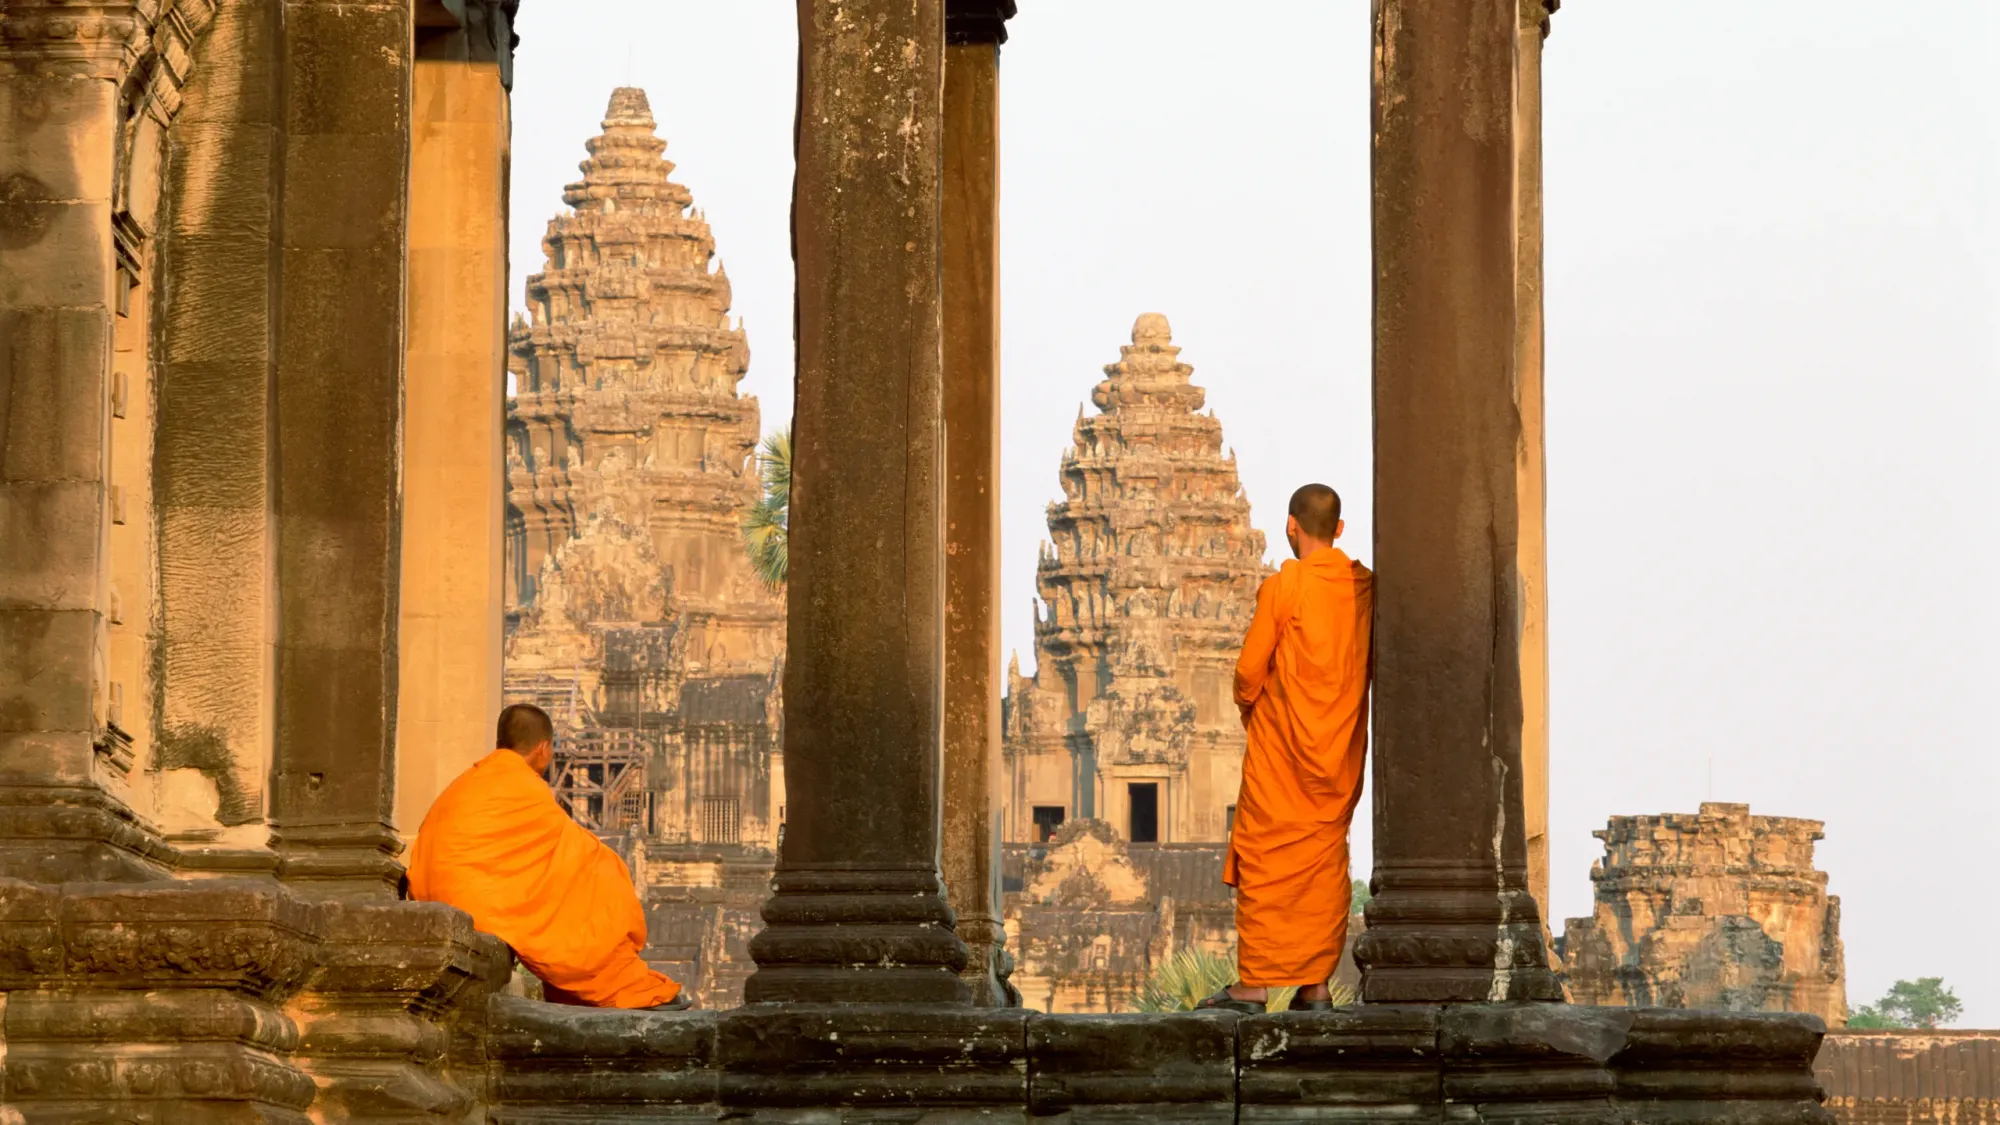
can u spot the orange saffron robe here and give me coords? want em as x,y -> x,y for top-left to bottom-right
1225,546 -> 1374,987
408,749 -> 680,1008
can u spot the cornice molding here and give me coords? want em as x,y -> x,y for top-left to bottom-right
945,0 -> 1017,46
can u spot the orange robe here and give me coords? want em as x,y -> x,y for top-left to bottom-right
1225,546 -> 1374,987
408,749 -> 680,1008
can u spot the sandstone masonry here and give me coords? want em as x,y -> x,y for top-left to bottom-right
1562,802 -> 1848,1027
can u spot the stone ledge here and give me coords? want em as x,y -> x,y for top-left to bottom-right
487,999 -> 1834,1123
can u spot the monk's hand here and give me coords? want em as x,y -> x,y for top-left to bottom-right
1238,701 -> 1255,728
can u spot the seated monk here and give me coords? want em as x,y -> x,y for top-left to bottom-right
1200,483 -> 1373,1014
408,703 -> 688,1010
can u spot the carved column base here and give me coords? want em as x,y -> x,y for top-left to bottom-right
745,866 -> 971,1004
273,822 -> 404,899
174,842 -> 283,878
954,912 -> 1015,1007
1356,860 -> 1564,1003
0,785 -> 176,883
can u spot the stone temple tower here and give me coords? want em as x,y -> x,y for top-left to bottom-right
1561,802 -> 1848,1027
503,88 -> 785,1007
1002,314 -> 1268,848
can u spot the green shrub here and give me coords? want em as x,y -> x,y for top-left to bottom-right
1133,946 -> 1355,1013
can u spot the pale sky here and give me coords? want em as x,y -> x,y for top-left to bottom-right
509,2 -> 2000,1023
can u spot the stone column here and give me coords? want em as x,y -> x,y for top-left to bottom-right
0,4 -> 174,880
1357,0 -> 1562,1004
154,0 -> 285,867
1517,0 -> 1556,931
939,0 -> 1015,1009
745,0 -> 969,1005
396,6 -> 514,841
267,0 -> 417,897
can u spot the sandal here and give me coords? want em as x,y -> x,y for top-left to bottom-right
1287,993 -> 1334,1012
1194,985 -> 1266,1014
646,992 -> 695,1012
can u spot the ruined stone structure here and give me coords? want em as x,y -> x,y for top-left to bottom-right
1000,824 -> 1367,1015
1001,821 -> 1234,1012
502,87 -> 785,1009
1002,314 -> 1266,848
0,0 -> 1836,1119
1562,802 -> 1849,1026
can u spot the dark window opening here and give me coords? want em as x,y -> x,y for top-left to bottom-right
1128,783 -> 1159,844
1032,805 -> 1066,842
1225,804 -> 1237,837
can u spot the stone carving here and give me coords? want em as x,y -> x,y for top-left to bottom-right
0,879 -> 509,1121
999,314 -> 1268,1012
1561,802 -> 1848,1027
503,87 -> 785,1010
1002,820 -> 1235,1013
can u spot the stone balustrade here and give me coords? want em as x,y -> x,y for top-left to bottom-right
487,997 -> 1830,1122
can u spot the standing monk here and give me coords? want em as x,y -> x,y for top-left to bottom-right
1200,483 -> 1373,1013
408,704 -> 689,1010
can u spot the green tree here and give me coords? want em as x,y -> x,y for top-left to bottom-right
1351,878 -> 1372,916
1848,977 -> 1962,1030
742,428 -> 791,588
1844,1007 -> 1901,1030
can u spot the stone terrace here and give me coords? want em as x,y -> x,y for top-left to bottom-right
0,0 -> 1833,1120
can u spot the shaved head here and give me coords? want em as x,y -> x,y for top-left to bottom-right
1288,484 -> 1342,542
497,704 -> 554,753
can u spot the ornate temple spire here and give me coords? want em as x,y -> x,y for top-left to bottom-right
505,86 -> 767,626
1006,313 -> 1269,846
1088,313 -> 1206,416
563,86 -> 688,213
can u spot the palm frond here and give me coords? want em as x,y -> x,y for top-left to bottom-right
1133,946 -> 1237,1013
758,429 -> 791,510
1130,946 -> 1358,1013
742,427 -> 792,588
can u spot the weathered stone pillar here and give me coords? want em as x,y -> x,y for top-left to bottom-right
1517,0 -> 1556,930
267,0 -> 417,897
1357,0 -> 1562,1004
154,0 -> 285,869
745,0 -> 969,1005
396,6 -> 514,841
940,0 -> 1015,1009
0,2 -> 210,880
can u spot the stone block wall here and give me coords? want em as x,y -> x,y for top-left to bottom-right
485,997 -> 1833,1123
1817,1030 -> 2000,1125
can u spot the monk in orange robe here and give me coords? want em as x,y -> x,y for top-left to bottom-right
1201,483 -> 1373,1014
408,704 -> 687,1010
